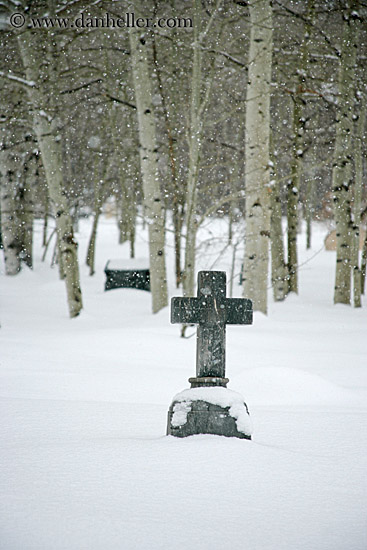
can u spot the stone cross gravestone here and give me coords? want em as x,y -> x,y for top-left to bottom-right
167,271 -> 253,439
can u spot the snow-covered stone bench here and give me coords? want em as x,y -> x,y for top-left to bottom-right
104,259 -> 150,292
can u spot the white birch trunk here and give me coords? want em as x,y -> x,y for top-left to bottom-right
269,146 -> 287,302
332,11 -> 359,305
0,152 -> 21,275
361,232 -> 367,296
182,0 -> 203,299
270,183 -> 287,301
86,210 -> 101,277
287,98 -> 301,294
118,183 -> 136,257
19,153 -> 35,268
243,0 -> 273,313
287,0 -> 315,285
129,29 -> 168,313
301,0 -> 315,252
351,106 -> 365,307
152,27 -> 182,287
305,168 -> 315,250
183,0 -> 222,299
17,30 -> 82,317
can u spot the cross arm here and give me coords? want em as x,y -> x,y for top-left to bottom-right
171,297 -> 201,325
225,298 -> 253,325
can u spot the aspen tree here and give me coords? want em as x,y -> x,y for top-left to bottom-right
269,141 -> 287,302
351,106 -> 365,307
287,0 -> 315,291
0,151 -> 21,275
243,0 -> 273,313
183,0 -> 223,300
332,9 -> 359,305
17,24 -> 83,317
129,28 -> 168,313
182,0 -> 203,300
18,152 -> 35,269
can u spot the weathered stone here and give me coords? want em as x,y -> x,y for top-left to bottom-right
167,271 -> 253,439
188,377 -> 229,388
171,271 -> 252,383
167,399 -> 251,439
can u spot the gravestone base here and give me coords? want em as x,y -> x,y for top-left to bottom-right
189,376 -> 229,388
166,387 -> 252,440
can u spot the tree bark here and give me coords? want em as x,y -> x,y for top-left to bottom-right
332,10 -> 359,305
117,180 -> 136,259
182,0 -> 222,301
129,28 -> 168,313
242,0 -> 273,313
117,192 -> 128,244
305,173 -> 314,250
0,152 -> 21,275
121,182 -> 136,259
361,231 -> 367,295
351,106 -> 365,307
301,0 -> 315,251
86,154 -> 106,276
152,27 -> 183,287
17,27 -> 82,317
18,153 -> 35,268
103,41 -> 137,260
287,97 -> 302,294
42,186 -> 48,248
86,212 -> 100,276
182,0 -> 203,300
270,145 -> 287,302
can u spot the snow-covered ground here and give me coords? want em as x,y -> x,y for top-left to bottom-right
1,216 -> 366,550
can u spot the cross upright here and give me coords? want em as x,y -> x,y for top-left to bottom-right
171,271 -> 253,388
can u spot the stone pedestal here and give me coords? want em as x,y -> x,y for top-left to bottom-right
188,376 -> 229,388
166,385 -> 252,440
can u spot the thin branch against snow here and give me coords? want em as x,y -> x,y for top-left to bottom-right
102,92 -> 136,110
201,47 -> 246,68
199,0 -> 223,43
59,65 -> 102,78
206,137 -> 244,152
60,78 -> 102,94
274,48 -> 339,61
0,70 -> 36,88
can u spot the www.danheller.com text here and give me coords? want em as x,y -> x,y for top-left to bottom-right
8,11 -> 193,30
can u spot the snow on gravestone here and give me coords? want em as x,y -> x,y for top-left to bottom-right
167,271 -> 253,439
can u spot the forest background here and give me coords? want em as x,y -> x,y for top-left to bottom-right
0,0 -> 366,320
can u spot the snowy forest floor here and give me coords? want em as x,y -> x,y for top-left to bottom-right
1,216 -> 367,550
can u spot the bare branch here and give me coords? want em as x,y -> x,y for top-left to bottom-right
60,78 -> 102,94
0,70 -> 36,89
102,92 -> 136,109
201,47 -> 247,68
